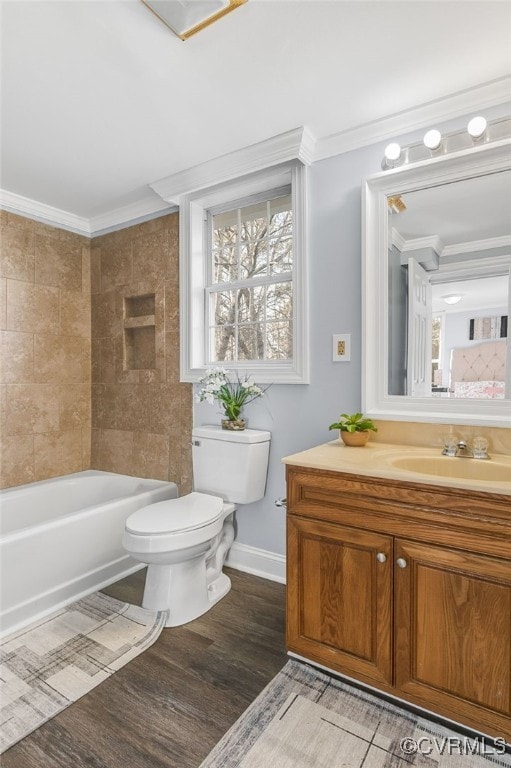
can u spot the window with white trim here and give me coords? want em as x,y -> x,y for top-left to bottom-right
180,161 -> 308,383
207,188 -> 293,364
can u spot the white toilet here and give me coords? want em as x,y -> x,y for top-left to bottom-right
123,425 -> 271,627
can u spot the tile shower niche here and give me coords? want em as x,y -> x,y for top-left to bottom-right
123,294 -> 156,370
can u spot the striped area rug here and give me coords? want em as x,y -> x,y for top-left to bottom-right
0,592 -> 166,754
200,659 -> 511,768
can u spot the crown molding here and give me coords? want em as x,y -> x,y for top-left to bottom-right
0,189 -> 91,235
442,234 -> 511,258
315,76 -> 511,161
150,126 -> 316,205
89,198 -> 175,237
0,188 -> 175,238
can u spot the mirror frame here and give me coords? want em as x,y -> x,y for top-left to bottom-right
362,138 -> 511,428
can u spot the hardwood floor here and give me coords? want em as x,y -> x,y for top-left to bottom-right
3,568 -> 287,768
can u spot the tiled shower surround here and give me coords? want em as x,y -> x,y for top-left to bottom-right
0,212 -> 91,487
0,211 -> 192,493
91,213 -> 192,494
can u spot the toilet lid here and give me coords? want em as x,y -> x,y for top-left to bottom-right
126,492 -> 225,535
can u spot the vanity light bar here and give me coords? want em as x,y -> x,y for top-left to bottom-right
381,115 -> 511,170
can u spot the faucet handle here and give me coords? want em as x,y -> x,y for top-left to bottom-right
441,435 -> 457,457
473,436 -> 489,460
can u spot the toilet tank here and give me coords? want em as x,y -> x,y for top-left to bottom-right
192,425 -> 271,504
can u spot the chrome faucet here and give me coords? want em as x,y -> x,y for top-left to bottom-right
454,439 -> 473,458
441,437 -> 490,460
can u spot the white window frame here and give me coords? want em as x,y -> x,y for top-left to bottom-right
179,161 -> 309,383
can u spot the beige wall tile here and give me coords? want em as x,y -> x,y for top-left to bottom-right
60,290 -> 91,337
6,280 -> 59,334
132,231 -> 170,284
98,429 -> 135,475
60,383 -> 91,430
34,429 -> 83,481
92,383 -> 117,429
90,427 -> 102,468
4,384 -> 60,435
99,241 -> 133,290
81,246 -> 91,294
81,426 -> 91,467
0,215 -> 91,488
132,432 -> 170,480
0,226 -> 35,281
91,291 -> 120,338
91,246 -> 101,294
90,213 -> 191,487
35,236 -> 82,290
101,336 -> 118,383
0,434 -> 35,487
0,331 -> 34,384
34,335 -> 90,384
0,278 -> 6,330
115,383 -> 153,432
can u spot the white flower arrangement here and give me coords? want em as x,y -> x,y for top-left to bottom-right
195,368 -> 266,422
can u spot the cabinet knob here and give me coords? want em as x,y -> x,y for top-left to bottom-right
376,552 -> 387,563
396,558 -> 408,569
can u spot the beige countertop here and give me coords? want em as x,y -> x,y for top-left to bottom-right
282,440 -> 511,496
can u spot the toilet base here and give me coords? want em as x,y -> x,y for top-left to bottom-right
141,551 -> 232,628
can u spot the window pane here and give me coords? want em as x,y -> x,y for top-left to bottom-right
212,290 -> 236,325
241,201 -> 268,242
266,282 -> 292,321
213,325 -> 235,361
238,323 -> 264,360
240,242 -> 268,280
212,210 -> 238,249
237,286 -> 264,324
213,246 -> 238,283
269,236 -> 293,274
431,316 -> 441,360
266,321 -> 292,359
269,196 -> 292,237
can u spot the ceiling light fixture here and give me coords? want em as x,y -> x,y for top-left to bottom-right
381,143 -> 402,170
142,0 -> 246,40
467,115 -> 487,141
380,115 -> 510,171
442,294 -> 463,305
423,129 -> 442,151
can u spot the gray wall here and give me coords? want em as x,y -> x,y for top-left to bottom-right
194,102 -> 511,557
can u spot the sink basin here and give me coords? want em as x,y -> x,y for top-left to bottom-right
389,456 -> 511,483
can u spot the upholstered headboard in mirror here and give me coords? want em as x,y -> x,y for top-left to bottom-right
450,340 -> 506,399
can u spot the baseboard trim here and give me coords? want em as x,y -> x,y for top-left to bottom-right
226,542 -> 286,584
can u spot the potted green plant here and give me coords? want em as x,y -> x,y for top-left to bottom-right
328,412 -> 377,447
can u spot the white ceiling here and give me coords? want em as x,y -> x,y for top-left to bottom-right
1,0 -> 511,227
432,275 -> 508,313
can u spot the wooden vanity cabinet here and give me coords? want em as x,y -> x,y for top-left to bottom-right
286,465 -> 511,740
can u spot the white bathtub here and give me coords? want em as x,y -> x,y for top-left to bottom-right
0,470 -> 178,637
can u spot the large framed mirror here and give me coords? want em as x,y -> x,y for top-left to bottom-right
363,139 -> 511,427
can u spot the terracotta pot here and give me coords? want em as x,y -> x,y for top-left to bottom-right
221,418 -> 246,431
340,430 -> 370,447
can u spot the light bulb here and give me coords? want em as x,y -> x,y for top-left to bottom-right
423,129 -> 442,150
384,142 -> 401,161
467,116 -> 487,140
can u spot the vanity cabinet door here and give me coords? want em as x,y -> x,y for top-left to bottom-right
287,515 -> 393,686
394,538 -> 511,738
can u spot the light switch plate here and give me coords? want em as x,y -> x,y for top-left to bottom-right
332,333 -> 351,362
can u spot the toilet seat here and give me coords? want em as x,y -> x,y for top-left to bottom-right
126,492 -> 224,536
